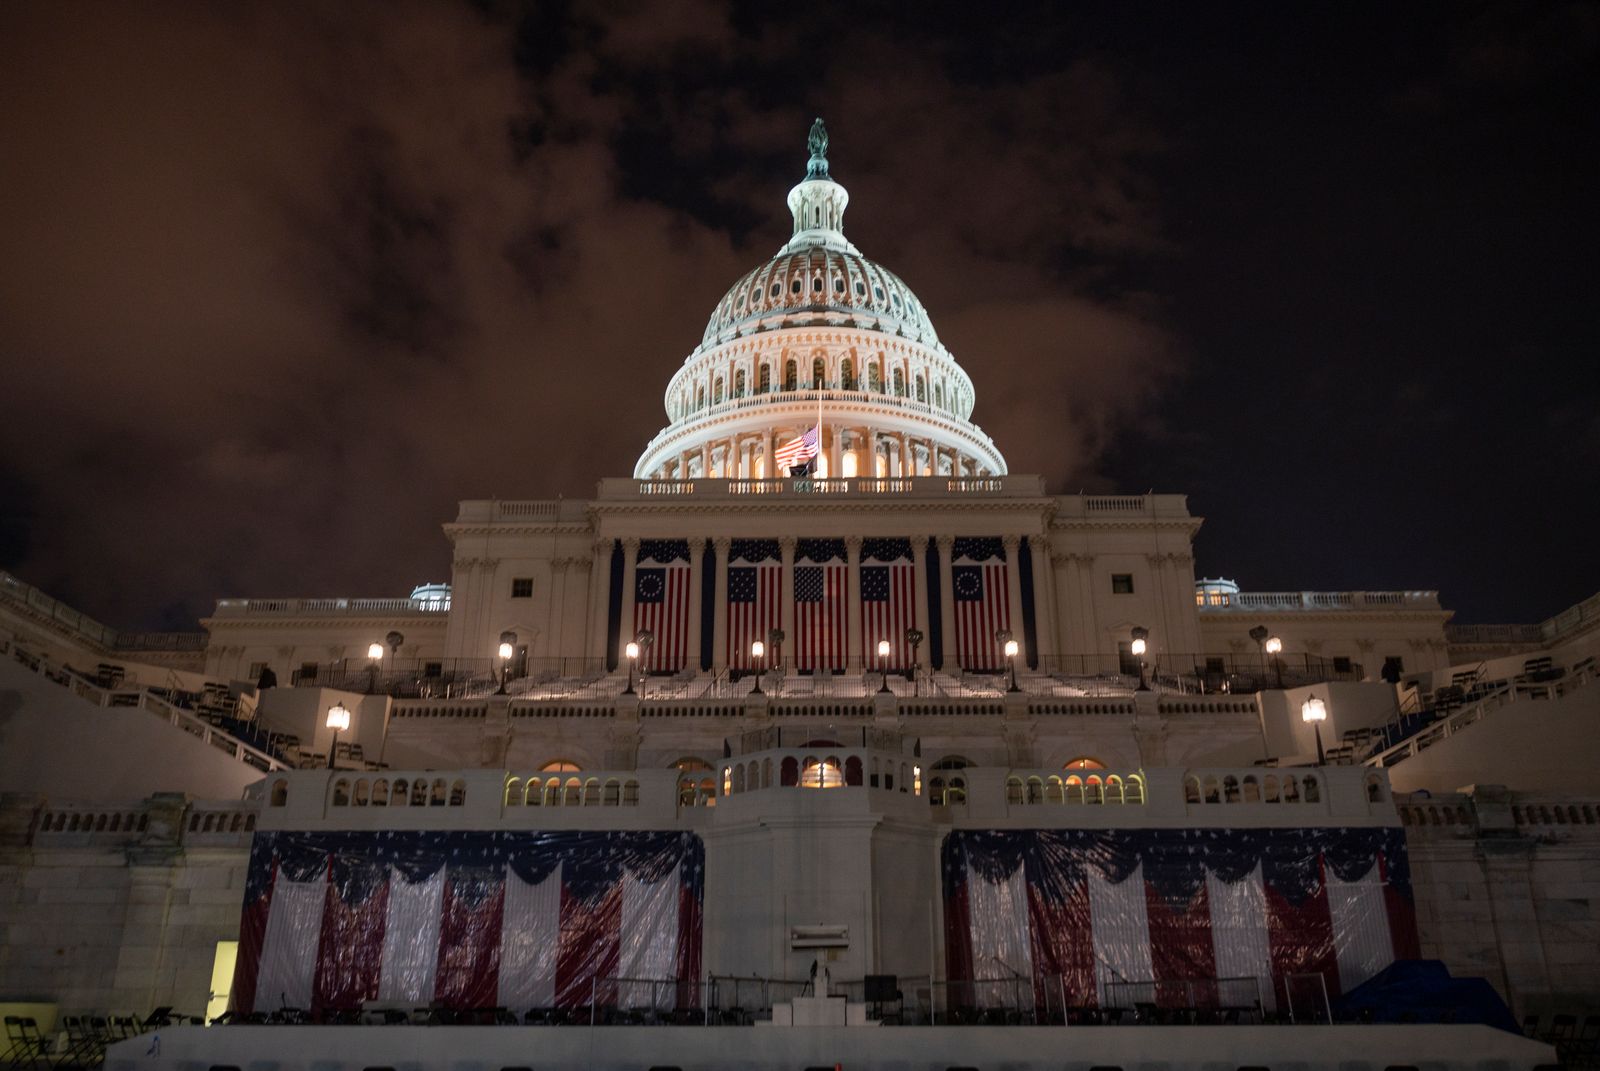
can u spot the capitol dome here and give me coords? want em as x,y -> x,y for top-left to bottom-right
635,120 -> 1006,482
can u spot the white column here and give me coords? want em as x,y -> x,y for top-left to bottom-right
618,538 -> 640,665
587,540 -> 611,667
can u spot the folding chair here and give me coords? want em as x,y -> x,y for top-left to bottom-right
61,1016 -> 106,1068
2,1016 -> 50,1070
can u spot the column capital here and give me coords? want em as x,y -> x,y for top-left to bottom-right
592,538 -> 612,558
1030,535 -> 1051,556
844,534 -> 863,552
779,535 -> 798,553
621,536 -> 641,553
713,536 -> 732,556
935,534 -> 955,552
1002,533 -> 1021,552
910,534 -> 931,552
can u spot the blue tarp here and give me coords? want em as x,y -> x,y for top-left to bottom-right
1334,959 -> 1520,1032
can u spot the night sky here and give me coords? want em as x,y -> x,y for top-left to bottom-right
1,2 -> 1595,631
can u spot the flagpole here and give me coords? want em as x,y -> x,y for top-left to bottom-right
816,383 -> 824,477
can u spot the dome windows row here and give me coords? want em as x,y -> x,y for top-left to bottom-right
704,250 -> 936,347
673,352 -> 968,423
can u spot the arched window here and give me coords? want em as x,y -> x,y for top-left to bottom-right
713,376 -> 724,404
845,757 -> 863,786
672,757 -> 713,774
353,779 -> 369,806
270,779 -> 288,807
695,385 -> 705,411
780,756 -> 799,787
840,358 -> 855,390
603,779 -> 620,806
583,779 -> 600,806
784,360 -> 798,391
893,367 -> 905,396
564,777 -> 582,806
392,779 -> 409,806
812,357 -> 825,387
758,364 -> 771,393
525,778 -> 542,805
915,375 -> 926,402
1006,777 -> 1024,805
868,362 -> 882,392
332,779 -> 350,806
430,779 -> 447,806
734,370 -> 746,397
1064,757 -> 1107,771
934,382 -> 943,408
542,760 -> 581,773
505,778 -> 523,806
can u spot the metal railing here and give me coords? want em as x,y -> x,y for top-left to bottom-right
0,570 -> 206,652
211,595 -> 451,616
7,643 -> 285,772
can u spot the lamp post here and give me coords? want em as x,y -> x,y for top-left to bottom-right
905,628 -> 924,696
496,630 -> 517,695
1302,694 -> 1327,765
624,641 -> 640,695
366,642 -> 383,694
1248,624 -> 1269,689
325,701 -> 350,769
1001,633 -> 1021,693
750,640 -> 766,694
877,639 -> 892,694
1265,635 -> 1284,689
1131,626 -> 1150,692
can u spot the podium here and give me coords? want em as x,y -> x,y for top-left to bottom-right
762,997 -> 872,1027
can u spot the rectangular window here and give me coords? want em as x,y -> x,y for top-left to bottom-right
423,661 -> 443,678
511,577 -> 533,598
248,661 -> 267,680
1205,657 -> 1226,674
1117,641 -> 1139,675
1333,656 -> 1353,674
1111,574 -> 1135,594
298,662 -> 318,682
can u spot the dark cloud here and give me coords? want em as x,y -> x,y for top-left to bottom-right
0,2 -> 1594,628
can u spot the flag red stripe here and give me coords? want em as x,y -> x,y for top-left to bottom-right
231,863 -> 274,1014
556,883 -> 622,1009
1379,851 -> 1421,960
1265,857 -> 1339,1004
314,874 -> 389,1011
860,562 -> 916,667
434,877 -> 504,1008
1028,878 -> 1096,1009
1144,881 -> 1218,1008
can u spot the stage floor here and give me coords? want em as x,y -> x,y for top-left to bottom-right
106,1021 -> 1556,1071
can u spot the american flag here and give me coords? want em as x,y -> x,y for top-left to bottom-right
943,826 -> 1418,1014
860,538 -> 916,669
232,830 -> 705,1016
793,566 -> 846,672
726,540 -> 781,671
773,426 -> 819,473
952,537 -> 1009,671
634,540 -> 690,672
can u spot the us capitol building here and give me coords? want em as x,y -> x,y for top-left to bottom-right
0,123 -> 1595,1071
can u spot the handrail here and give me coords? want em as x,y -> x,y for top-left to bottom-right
8,645 -> 284,772
1367,667 -> 1592,770
0,570 -> 207,651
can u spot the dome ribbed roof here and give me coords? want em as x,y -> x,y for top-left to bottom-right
700,248 -> 939,350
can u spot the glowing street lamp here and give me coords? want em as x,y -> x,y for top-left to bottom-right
999,630 -> 1021,693
366,642 -> 383,694
624,641 -> 640,695
1265,635 -> 1284,689
877,639 -> 892,694
496,630 -> 517,695
325,701 -> 350,769
1302,694 -> 1328,765
751,639 -> 766,695
1130,626 -> 1150,692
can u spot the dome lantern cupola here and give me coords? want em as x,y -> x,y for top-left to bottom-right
784,118 -> 854,254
